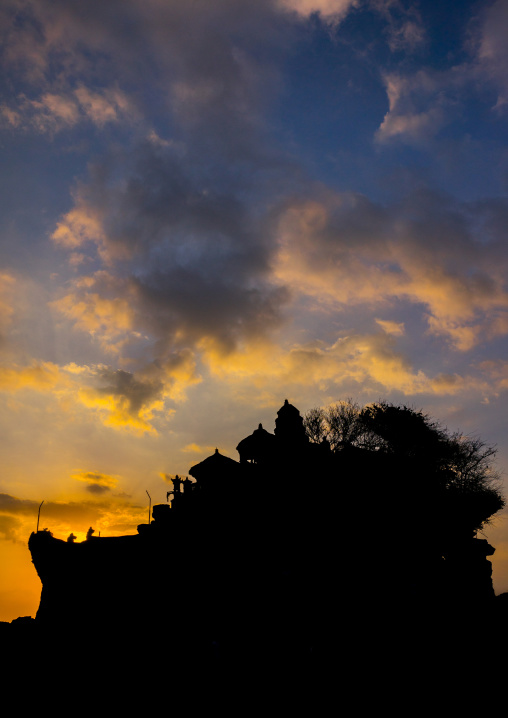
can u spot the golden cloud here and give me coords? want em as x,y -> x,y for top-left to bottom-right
274,196 -> 508,351
181,443 -> 216,454
0,355 -> 197,435
0,361 -> 63,392
51,205 -> 106,251
77,386 -> 162,435
72,471 -> 119,489
70,355 -> 200,434
51,200 -> 133,263
202,332 -> 470,399
52,291 -> 135,353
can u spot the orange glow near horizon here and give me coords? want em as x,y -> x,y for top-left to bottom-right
2,0 -> 508,624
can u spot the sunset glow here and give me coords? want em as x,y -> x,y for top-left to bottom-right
2,0 -> 508,621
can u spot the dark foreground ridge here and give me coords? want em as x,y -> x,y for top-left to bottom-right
3,400 -> 508,704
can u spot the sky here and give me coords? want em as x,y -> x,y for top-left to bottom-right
1,0 -> 508,621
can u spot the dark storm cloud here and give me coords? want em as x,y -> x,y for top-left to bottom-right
0,493 -> 39,516
86,484 -> 110,495
74,140 -> 276,263
53,138 -> 291,355
136,270 -> 288,353
72,471 -> 118,496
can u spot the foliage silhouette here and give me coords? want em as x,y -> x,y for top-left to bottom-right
304,399 -> 504,536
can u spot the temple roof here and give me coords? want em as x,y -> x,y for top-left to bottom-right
276,399 -> 300,417
275,399 -> 307,442
189,448 -> 241,480
236,423 -> 276,461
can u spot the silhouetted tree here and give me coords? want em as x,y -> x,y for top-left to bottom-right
304,407 -> 327,445
304,400 -> 505,534
304,399 -> 376,451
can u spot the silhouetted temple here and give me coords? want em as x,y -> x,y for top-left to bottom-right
26,400 -> 500,673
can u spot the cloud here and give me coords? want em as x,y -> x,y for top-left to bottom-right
0,274 -> 15,344
0,493 -> 40,517
51,138 -> 290,359
0,492 -> 146,540
375,319 -> 405,336
0,0 -> 297,150
73,356 -> 200,434
47,154 -> 508,424
73,86 -> 132,127
0,356 -> 198,434
0,362 -> 63,392
477,0 -> 508,109
203,331 -> 473,400
277,0 -> 358,20
367,0 -> 427,52
72,471 -> 119,493
85,484 -> 111,495
477,360 -> 508,392
4,0 -> 508,437
374,2 -> 508,144
375,71 -> 456,144
0,515 -> 23,543
181,443 -> 216,454
78,368 -> 165,434
52,207 -> 107,253
283,334 -> 451,395
0,87 -> 134,134
52,276 -> 137,355
0,493 -> 99,526
24,93 -> 80,132
273,189 -> 508,351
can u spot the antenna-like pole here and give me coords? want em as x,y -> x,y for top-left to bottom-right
146,490 -> 151,525
36,500 -> 44,532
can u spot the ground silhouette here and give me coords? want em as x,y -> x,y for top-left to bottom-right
3,400 -> 507,705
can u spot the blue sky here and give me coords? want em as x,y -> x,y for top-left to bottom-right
1,0 -> 508,620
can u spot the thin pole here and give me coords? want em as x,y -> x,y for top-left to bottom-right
146,490 -> 151,525
36,501 -> 44,532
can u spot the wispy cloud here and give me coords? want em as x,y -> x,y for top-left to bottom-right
277,0 -> 358,20
375,70 -> 458,144
0,87 -> 134,134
